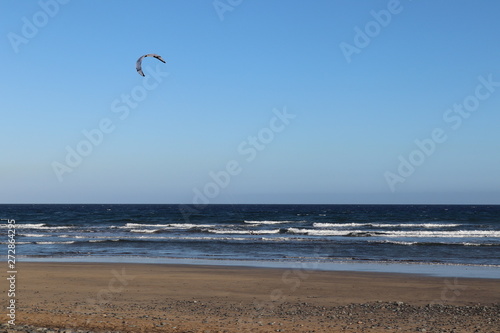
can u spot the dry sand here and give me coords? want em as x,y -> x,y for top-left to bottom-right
2,262 -> 499,332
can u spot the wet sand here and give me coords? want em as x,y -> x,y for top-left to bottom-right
4,262 -> 500,332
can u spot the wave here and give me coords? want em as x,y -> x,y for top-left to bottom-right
377,240 -> 418,246
207,229 -> 282,235
81,237 -> 252,244
131,235 -> 251,242
371,240 -> 499,247
260,236 -> 314,242
244,220 -> 297,225
35,241 -> 75,245
0,223 -> 46,229
385,230 -> 500,238
287,228 -> 500,238
37,226 -> 73,230
2,223 -> 74,230
130,229 -> 160,233
19,233 -> 51,237
287,228 -> 349,236
120,223 -> 216,229
169,223 -> 216,228
313,222 -> 462,228
120,223 -> 168,228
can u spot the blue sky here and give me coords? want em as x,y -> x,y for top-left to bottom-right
1,0 -> 499,204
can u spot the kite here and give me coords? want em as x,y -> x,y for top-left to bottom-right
136,54 -> 166,76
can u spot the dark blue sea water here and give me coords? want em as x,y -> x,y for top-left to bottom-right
1,204 -> 499,273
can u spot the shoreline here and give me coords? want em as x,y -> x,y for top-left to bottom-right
13,255 -> 500,279
5,261 -> 500,332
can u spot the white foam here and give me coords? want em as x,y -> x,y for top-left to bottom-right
208,229 -> 281,235
288,228 -> 500,238
169,223 -> 215,228
244,220 -> 294,225
130,229 -> 159,233
261,237 -> 293,242
0,224 -> 71,230
287,228 -> 345,236
121,223 -> 215,229
372,240 -> 498,247
374,240 -> 418,246
313,223 -> 369,228
376,223 -> 461,228
0,223 -> 45,229
385,230 -> 500,238
19,233 -> 51,237
120,223 -> 167,228
313,222 -> 462,228
35,241 -> 75,245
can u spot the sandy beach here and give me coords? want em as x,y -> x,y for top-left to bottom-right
3,262 -> 499,332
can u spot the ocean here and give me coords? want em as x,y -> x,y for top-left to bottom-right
1,204 -> 500,276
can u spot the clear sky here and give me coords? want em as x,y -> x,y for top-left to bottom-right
1,0 -> 499,204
